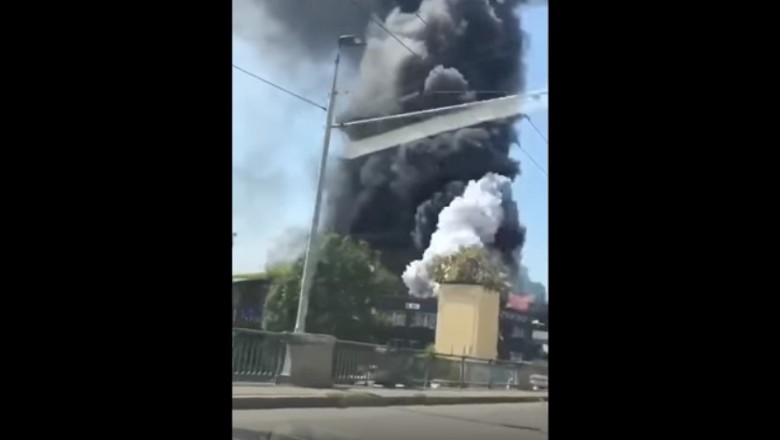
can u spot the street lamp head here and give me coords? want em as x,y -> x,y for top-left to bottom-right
338,35 -> 365,47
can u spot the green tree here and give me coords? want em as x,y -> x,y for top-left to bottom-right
264,261 -> 294,280
430,245 -> 511,297
262,233 -> 404,342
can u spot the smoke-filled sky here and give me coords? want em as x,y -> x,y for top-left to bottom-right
232,1 -> 547,293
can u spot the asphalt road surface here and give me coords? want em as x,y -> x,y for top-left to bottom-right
233,402 -> 548,440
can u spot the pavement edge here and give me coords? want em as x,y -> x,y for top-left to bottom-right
232,393 -> 548,410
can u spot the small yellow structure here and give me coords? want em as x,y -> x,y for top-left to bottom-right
434,283 -> 500,359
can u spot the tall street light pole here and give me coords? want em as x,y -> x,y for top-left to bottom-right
294,35 -> 365,334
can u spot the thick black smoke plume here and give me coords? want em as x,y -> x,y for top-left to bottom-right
235,0 -> 530,281
328,0 -> 529,278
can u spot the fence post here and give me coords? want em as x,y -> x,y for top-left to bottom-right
423,355 -> 431,388
366,356 -> 377,386
460,349 -> 466,388
488,359 -> 493,389
272,337 -> 284,384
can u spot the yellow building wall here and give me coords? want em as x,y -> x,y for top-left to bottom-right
434,283 -> 500,359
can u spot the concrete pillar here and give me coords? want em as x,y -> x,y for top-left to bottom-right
281,332 -> 337,388
434,283 -> 500,360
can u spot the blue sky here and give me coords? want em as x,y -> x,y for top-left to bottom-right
232,4 -> 548,290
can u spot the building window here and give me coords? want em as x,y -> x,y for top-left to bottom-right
500,310 -> 528,323
532,330 -> 549,343
378,311 -> 407,327
411,312 -> 436,329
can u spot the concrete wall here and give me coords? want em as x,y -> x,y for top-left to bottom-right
434,284 -> 500,360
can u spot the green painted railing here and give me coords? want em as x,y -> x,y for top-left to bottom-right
231,329 -> 547,389
331,339 -> 547,389
332,340 -> 428,386
232,328 -> 286,383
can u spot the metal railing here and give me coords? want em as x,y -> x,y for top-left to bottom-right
331,338 -> 548,390
431,355 -> 548,390
231,329 -> 547,389
332,340 -> 428,386
232,328 -> 286,383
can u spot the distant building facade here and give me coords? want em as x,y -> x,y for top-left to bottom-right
374,295 -> 438,350
232,277 -> 271,329
231,277 -> 548,361
369,293 -> 547,361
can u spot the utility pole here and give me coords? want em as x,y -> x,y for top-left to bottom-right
293,35 -> 365,333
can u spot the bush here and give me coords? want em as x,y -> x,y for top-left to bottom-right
430,246 -> 511,296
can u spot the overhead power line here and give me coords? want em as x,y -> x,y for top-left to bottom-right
517,115 -> 549,177
350,3 -> 527,80
349,0 -> 424,60
518,144 -> 548,178
409,7 -> 516,67
232,64 -> 327,111
407,9 -> 525,99
412,6 -> 549,169
519,115 -> 548,177
523,115 -> 548,145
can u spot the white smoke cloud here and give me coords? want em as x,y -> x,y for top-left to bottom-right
264,227 -> 309,269
402,172 -> 513,296
232,0 -> 285,45
423,65 -> 470,93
